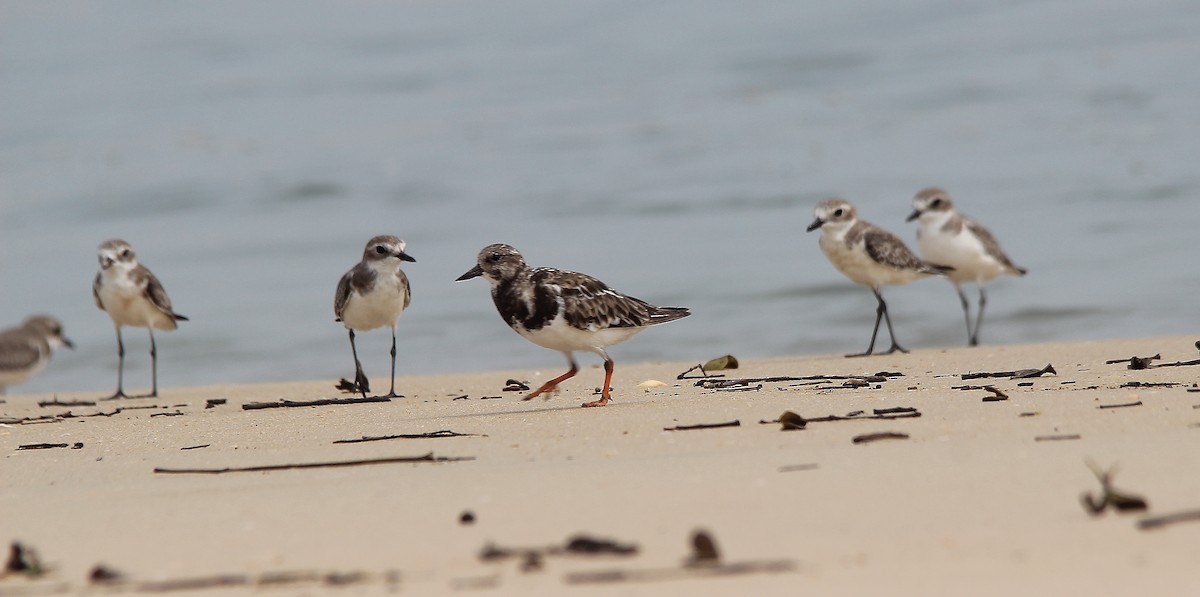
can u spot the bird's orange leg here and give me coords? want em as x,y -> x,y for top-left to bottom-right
523,364 -> 579,401
581,358 -> 614,408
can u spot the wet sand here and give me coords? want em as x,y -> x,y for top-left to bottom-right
2,335 -> 1199,595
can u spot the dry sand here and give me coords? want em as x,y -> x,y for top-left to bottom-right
2,335 -> 1199,595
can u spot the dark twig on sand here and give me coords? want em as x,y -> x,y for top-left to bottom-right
961,364 -> 1056,380
564,529 -> 793,586
1098,401 -> 1143,409
37,398 -> 96,407
153,453 -> 473,475
1035,434 -> 1080,441
1120,381 -> 1181,389
16,442 -> 83,450
481,534 -> 639,573
242,396 -> 391,410
1105,354 -> 1161,369
761,407 -> 921,430
677,364 -> 721,380
696,372 -> 902,390
852,432 -> 909,444
1150,358 -> 1200,368
663,420 -> 741,432
1081,461 -> 1148,516
954,385 -> 1009,401
503,379 -> 531,392
333,430 -> 484,444
1137,509 -> 1200,531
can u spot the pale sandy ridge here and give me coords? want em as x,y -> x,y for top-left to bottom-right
1,335 -> 1199,596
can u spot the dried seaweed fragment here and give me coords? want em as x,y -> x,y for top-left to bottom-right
1081,462 -> 1148,516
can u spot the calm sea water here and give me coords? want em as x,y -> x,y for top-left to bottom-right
2,0 -> 1198,395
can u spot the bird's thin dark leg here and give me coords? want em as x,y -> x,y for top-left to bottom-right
525,355 -> 579,401
582,358 -> 615,408
384,327 -> 400,398
348,329 -> 369,399
846,289 -> 885,358
878,288 -> 908,354
956,284 -> 974,347
145,329 -> 159,397
104,327 -> 129,400
970,285 -> 987,347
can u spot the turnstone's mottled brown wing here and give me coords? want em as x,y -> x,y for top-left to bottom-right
92,272 -> 104,310
0,329 -> 40,372
539,268 -> 657,330
964,219 -> 1026,275
137,265 -> 189,321
334,269 -> 353,322
398,269 -> 412,310
863,228 -> 945,275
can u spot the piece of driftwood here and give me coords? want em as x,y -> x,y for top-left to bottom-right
242,396 -> 390,410
1098,401 -> 1142,409
761,407 -> 921,430
333,430 -> 483,444
565,560 -> 796,585
153,453 -> 473,475
852,432 -> 909,444
37,398 -> 96,407
663,420 -> 741,432
1138,509 -> 1200,531
695,372 -> 902,389
961,364 -> 1056,380
16,442 -> 83,450
1081,462 -> 1148,515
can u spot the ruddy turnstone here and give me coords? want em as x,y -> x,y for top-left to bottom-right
807,198 -> 950,357
334,235 -> 415,398
93,239 -> 188,398
907,187 -> 1026,346
0,316 -> 74,394
456,243 -> 689,407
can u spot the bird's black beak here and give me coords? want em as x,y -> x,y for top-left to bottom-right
456,264 -> 483,281
805,217 -> 824,233
62,337 -> 75,350
905,209 -> 922,222
397,250 -> 416,263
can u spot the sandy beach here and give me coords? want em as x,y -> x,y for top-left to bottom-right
2,335 -> 1199,595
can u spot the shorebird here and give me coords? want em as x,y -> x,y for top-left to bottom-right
0,316 -> 73,394
907,187 -> 1026,346
456,243 -> 689,407
334,235 -> 415,399
807,198 -> 950,357
93,239 -> 188,398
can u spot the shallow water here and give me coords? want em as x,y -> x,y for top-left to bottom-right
2,0 -> 1198,395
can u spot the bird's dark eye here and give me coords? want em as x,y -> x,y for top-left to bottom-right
120,249 -> 132,259
930,199 -> 942,208
833,208 -> 844,217
488,253 -> 502,263
375,245 -> 388,255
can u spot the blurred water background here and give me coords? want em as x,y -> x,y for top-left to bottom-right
2,0 -> 1198,395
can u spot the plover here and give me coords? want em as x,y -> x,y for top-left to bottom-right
334,235 -> 415,399
907,187 -> 1026,346
0,316 -> 74,394
456,243 -> 689,408
807,198 -> 950,357
93,239 -> 188,398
